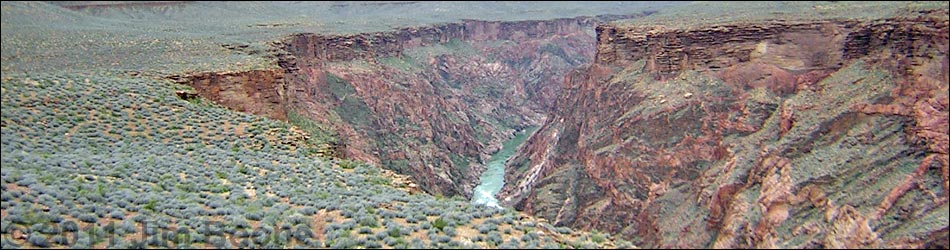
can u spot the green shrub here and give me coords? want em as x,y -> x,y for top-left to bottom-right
339,160 -> 360,169
143,199 -> 158,212
359,215 -> 379,228
431,217 -> 448,231
591,232 -> 606,243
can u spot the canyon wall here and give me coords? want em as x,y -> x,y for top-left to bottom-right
280,16 -> 619,110
500,9 -> 949,248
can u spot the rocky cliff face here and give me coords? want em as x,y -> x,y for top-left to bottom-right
500,9 -> 948,248
168,69 -> 288,120
280,16 -> 618,110
171,14 -> 643,198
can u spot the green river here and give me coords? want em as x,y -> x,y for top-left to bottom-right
471,126 -> 538,208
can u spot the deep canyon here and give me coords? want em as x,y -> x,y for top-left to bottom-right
173,14 -> 647,198
151,2 -> 948,248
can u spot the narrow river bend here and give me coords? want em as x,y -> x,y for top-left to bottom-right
471,126 -> 538,208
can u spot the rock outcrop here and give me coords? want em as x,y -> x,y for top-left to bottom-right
168,69 -> 288,120
500,9 -> 948,248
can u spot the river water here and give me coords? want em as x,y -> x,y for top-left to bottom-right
471,126 -> 538,208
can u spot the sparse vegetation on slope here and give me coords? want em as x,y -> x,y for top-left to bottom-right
0,71 -> 630,248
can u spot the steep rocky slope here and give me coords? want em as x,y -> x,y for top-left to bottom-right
499,6 -> 949,248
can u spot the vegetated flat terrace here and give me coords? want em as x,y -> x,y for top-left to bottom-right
1,1 -> 678,75
615,1 -> 948,29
